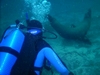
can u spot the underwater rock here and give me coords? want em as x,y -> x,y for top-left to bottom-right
48,9 -> 91,40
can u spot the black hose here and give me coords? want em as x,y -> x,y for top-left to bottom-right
42,29 -> 57,39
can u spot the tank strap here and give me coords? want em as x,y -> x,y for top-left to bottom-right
0,47 -> 19,57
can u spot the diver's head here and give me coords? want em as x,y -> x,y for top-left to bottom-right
27,20 -> 42,30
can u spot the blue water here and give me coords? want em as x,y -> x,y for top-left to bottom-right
0,0 -> 100,75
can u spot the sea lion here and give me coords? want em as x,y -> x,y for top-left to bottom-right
48,9 -> 91,40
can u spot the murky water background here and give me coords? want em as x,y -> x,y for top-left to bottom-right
0,0 -> 100,75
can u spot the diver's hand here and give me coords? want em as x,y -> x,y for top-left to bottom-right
61,71 -> 74,75
68,72 -> 74,75
19,24 -> 26,29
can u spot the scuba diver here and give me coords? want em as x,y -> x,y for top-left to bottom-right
0,14 -> 74,75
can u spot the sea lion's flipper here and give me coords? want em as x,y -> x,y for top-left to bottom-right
47,15 -> 60,25
47,15 -> 61,29
47,15 -> 54,23
84,8 -> 91,21
74,8 -> 92,40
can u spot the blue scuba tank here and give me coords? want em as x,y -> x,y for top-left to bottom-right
0,25 -> 25,75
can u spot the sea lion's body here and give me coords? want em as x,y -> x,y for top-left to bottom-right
48,9 -> 91,39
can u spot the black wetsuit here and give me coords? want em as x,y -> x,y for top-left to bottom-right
10,31 -> 51,75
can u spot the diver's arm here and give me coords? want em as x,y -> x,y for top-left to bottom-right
43,47 -> 71,75
43,47 -> 74,75
10,20 -> 26,29
34,47 -> 74,75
